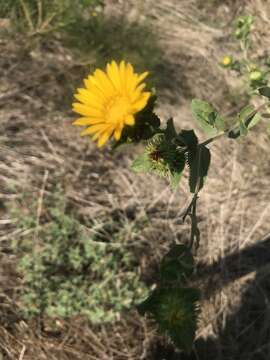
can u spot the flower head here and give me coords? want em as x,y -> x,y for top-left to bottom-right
72,60 -> 151,147
222,55 -> 232,67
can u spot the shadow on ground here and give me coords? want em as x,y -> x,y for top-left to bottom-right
148,233 -> 270,360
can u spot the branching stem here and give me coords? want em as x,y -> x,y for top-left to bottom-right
182,100 -> 269,251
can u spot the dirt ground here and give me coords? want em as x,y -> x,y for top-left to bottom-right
0,0 -> 270,359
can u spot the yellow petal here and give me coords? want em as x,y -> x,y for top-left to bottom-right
125,114 -> 135,126
106,61 -> 121,91
74,93 -> 102,110
92,130 -> 103,141
119,60 -> 126,90
73,117 -> 103,126
114,124 -> 123,140
80,124 -> 106,136
137,71 -> 149,84
97,127 -> 114,147
94,69 -> 115,94
132,92 -> 151,112
83,77 -> 106,100
131,83 -> 146,102
72,103 -> 103,117
75,88 -> 103,108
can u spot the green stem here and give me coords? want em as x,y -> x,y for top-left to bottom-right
182,100 -> 268,251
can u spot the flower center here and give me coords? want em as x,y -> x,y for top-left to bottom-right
104,95 -> 130,124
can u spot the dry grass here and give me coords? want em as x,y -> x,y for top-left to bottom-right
1,0 -> 270,359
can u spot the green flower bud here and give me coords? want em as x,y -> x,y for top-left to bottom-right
249,71 -> 263,81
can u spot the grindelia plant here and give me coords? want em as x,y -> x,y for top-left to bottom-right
72,59 -> 269,351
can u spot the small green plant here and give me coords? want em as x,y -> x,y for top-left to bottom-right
12,189 -> 147,324
72,54 -> 270,351
220,15 -> 270,92
0,0 -> 103,35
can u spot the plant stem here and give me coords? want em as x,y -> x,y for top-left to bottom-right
199,101 -> 269,148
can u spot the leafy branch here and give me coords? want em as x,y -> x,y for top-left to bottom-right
131,88 -> 269,351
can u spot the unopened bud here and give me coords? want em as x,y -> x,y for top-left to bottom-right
249,71 -> 263,81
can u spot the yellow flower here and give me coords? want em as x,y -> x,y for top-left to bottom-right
72,60 -> 151,147
222,55 -> 232,66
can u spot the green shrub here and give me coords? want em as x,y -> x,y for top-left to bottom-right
12,190 -> 147,324
0,0 -> 103,34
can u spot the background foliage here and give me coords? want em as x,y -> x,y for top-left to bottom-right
11,189 -> 147,323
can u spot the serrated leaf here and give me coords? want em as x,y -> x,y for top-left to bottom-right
132,153 -> 152,173
137,287 -> 200,352
191,99 -> 221,136
188,145 -> 211,193
160,245 -> 194,284
258,87 -> 270,99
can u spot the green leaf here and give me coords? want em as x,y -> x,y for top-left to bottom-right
191,99 -> 223,136
132,153 -> 152,173
208,112 -> 225,131
176,130 -> 198,150
169,153 -> 186,189
247,112 -> 261,129
138,287 -> 200,352
239,119 -> 248,136
188,145 -> 211,193
165,118 -> 177,140
238,105 -> 254,122
160,245 -> 194,284
258,87 -> 270,99
228,106 -> 261,139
